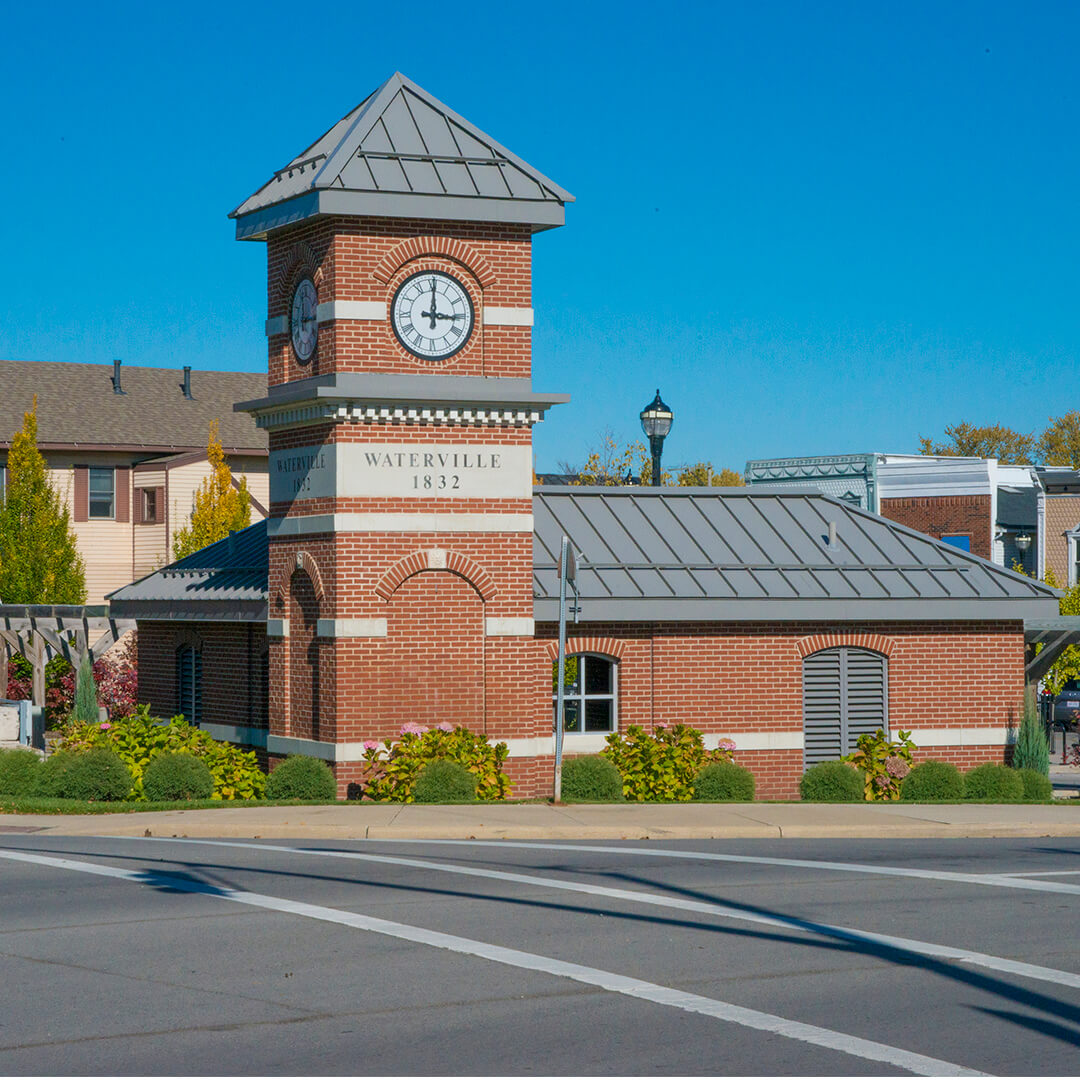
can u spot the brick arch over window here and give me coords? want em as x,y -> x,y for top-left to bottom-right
174,627 -> 204,650
374,549 -> 497,602
795,632 -> 895,659
291,551 -> 326,601
545,637 -> 625,662
372,237 -> 497,288
270,241 -> 325,309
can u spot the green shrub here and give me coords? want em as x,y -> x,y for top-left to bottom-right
900,760 -> 964,801
0,748 -> 43,796
602,725 -> 737,802
693,761 -> 756,802
361,725 -> 511,802
38,748 -> 131,801
561,755 -> 624,802
799,761 -> 863,802
56,705 -> 266,800
843,728 -> 916,801
1012,688 -> 1050,775
413,759 -> 477,804
964,762 -> 1024,802
266,755 -> 337,801
142,753 -> 214,801
72,654 -> 99,727
1016,767 -> 1053,802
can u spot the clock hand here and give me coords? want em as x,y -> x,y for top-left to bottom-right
428,277 -> 438,330
434,312 -> 462,320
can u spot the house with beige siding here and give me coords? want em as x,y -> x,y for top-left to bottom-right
1036,467 -> 1080,586
0,359 -> 268,601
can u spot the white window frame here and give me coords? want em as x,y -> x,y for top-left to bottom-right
552,653 -> 618,735
1068,526 -> 1080,587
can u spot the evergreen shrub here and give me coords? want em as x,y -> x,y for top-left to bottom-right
38,748 -> 131,801
0,747 -> 42,796
692,761 -> 755,802
412,759 -> 477,803
799,761 -> 863,802
1016,767 -> 1053,802
265,755 -> 337,801
1012,688 -> 1050,775
561,755 -> 623,802
72,654 -> 99,727
900,760 -> 965,801
964,762 -> 1024,802
142,753 -> 214,801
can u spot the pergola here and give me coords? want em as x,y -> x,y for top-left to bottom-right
0,605 -> 136,707
1024,617 -> 1080,688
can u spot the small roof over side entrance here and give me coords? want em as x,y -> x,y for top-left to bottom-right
231,72 -> 574,239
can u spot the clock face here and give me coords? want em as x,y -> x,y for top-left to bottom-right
290,277 -> 318,362
391,270 -> 475,360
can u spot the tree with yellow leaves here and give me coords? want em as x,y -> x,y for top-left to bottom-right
172,421 -> 252,560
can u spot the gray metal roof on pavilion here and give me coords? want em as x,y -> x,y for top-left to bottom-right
110,488 -> 1060,623
531,488 -> 1059,621
231,72 -> 574,239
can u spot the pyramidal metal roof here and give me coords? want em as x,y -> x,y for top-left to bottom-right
231,72 -> 574,239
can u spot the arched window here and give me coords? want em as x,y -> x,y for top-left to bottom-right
802,647 -> 887,767
553,654 -> 617,734
177,644 -> 202,725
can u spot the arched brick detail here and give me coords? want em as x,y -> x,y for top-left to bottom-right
174,627 -> 204,650
292,551 -> 325,600
372,237 -> 497,288
374,549 -> 497,601
545,637 -> 625,661
270,241 -> 325,308
795,632 -> 895,659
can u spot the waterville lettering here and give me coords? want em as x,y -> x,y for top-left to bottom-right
275,451 -> 327,496
362,451 -> 502,470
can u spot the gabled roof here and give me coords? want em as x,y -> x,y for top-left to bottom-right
110,489 -> 1059,624
0,361 -> 267,453
532,488 -> 1059,621
231,72 -> 574,239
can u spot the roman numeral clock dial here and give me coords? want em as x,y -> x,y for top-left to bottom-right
391,270 -> 475,360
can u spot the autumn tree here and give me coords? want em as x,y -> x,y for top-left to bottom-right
1036,411 -> 1080,468
0,397 -> 86,603
172,421 -> 252,560
675,462 -> 746,487
918,422 -> 1036,464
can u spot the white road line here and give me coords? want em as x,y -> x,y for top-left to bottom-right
0,848 -> 984,1078
127,837 -> 1080,993
347,838 -> 1080,897
996,870 -> 1080,878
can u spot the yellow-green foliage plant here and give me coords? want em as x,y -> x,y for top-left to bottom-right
360,723 -> 511,802
602,724 -> 736,802
843,728 -> 916,801
56,705 -> 266,800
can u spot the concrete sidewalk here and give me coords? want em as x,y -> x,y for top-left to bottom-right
3,800 -> 1080,841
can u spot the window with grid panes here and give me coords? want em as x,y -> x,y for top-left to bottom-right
552,654 -> 617,733
88,467 -> 115,519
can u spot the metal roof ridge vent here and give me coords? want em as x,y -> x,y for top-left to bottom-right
826,521 -> 838,550
182,366 -> 193,399
112,358 -> 126,395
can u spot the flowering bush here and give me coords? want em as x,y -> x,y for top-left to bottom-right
602,725 -> 737,802
55,704 -> 265,800
843,729 -> 916,801
360,724 -> 511,802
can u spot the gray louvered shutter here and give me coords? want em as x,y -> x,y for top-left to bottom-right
803,648 -> 887,768
803,648 -> 843,767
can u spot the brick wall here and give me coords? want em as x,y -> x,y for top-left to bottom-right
880,495 -> 992,559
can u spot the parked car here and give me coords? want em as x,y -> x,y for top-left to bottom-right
1052,679 -> 1080,726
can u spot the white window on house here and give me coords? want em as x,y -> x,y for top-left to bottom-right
177,645 -> 202,724
803,647 -> 888,768
88,467 -> 115,519
1069,529 -> 1080,587
553,654 -> 617,733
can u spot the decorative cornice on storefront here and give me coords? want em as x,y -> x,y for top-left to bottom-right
315,618 -> 388,638
268,512 -> 534,537
252,402 -> 544,430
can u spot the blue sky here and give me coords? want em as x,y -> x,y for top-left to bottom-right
2,1 -> 1077,473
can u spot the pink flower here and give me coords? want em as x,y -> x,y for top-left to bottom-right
437,722 -> 454,732
400,722 -> 427,736
718,738 -> 736,752
885,755 -> 910,779
99,722 -> 112,730
363,740 -> 381,751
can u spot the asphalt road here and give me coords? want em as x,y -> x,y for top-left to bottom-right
0,834 -> 1079,1076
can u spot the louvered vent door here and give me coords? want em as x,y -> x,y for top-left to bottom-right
802,648 -> 887,768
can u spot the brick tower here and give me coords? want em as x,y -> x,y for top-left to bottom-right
231,73 -> 571,794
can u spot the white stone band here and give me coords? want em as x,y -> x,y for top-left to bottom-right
265,316 -> 288,337
904,727 -> 1015,746
268,513 -> 534,536
485,617 -> 535,637
266,619 -> 289,638
316,301 -> 386,323
483,307 -> 534,327
316,618 -> 388,638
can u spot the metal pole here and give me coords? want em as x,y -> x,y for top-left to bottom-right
650,437 -> 662,488
554,537 -> 569,801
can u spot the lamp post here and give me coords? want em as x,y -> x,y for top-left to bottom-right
639,389 -> 674,487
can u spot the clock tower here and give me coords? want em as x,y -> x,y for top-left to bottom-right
231,73 -> 572,794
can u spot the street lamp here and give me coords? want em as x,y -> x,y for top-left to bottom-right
639,389 -> 674,488
1015,533 -> 1032,553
